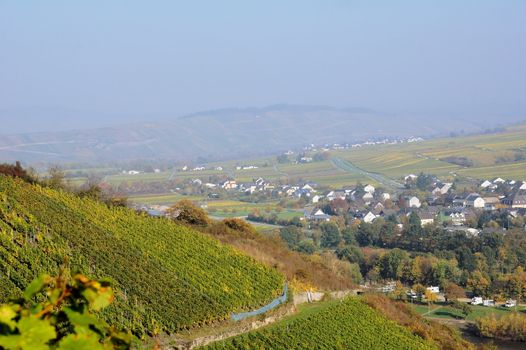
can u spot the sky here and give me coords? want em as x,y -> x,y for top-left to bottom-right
0,0 -> 525,133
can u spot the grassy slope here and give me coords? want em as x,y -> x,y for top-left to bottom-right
200,298 -> 436,350
0,176 -> 283,336
338,124 -> 526,181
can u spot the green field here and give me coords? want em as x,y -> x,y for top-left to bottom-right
413,302 -> 526,321
201,298 -> 435,350
337,125 -> 526,182
0,175 -> 284,336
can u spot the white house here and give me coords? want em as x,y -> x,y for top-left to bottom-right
520,182 -> 526,190
222,180 -> 238,190
420,212 -> 435,226
306,208 -> 331,221
465,193 -> 485,208
362,192 -> 374,204
381,193 -> 391,201
493,177 -> 505,184
327,191 -> 346,201
449,212 -> 466,226
364,184 -> 375,194
311,195 -> 322,203
432,183 -> 452,196
373,202 -> 384,211
426,286 -> 440,294
405,196 -> 421,208
480,180 -> 492,189
404,174 -> 417,182
302,184 -> 315,192
363,211 -> 377,223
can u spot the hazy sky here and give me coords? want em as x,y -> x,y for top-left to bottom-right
1,1 -> 525,133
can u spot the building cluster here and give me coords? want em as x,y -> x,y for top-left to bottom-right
303,176 -> 526,234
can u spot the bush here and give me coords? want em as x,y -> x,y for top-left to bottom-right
222,218 -> 256,236
167,199 -> 210,226
476,313 -> 526,341
0,274 -> 132,350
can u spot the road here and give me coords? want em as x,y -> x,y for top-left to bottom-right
209,215 -> 284,229
331,157 -> 404,192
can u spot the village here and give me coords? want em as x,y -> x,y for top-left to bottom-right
140,171 -> 526,235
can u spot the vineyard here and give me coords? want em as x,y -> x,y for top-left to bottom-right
0,175 -> 284,336
200,298 -> 436,350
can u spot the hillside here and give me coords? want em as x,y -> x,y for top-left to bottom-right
0,105 -> 520,165
200,298 -> 436,350
0,175 -> 284,336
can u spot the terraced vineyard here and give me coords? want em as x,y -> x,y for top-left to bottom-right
0,175 -> 284,336
201,298 -> 436,350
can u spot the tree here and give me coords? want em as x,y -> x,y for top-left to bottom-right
328,198 -> 350,215
341,227 -> 357,245
46,165 -> 65,190
450,300 -> 472,319
392,281 -> 407,301
280,226 -> 304,248
416,173 -> 434,191
413,283 -> 426,302
320,222 -> 341,248
0,161 -> 38,183
467,270 -> 490,297
407,212 -> 422,236
296,240 -> 316,254
425,288 -> 438,311
0,274 -> 132,350
335,245 -> 364,265
380,249 -> 408,280
167,199 -> 210,226
444,282 -> 466,302
276,154 -> 290,164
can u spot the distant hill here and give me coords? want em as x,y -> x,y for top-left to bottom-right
0,105 -> 521,164
0,175 -> 283,336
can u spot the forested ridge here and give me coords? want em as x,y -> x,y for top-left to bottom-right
0,175 -> 283,337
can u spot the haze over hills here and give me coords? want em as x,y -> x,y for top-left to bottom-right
0,104 -> 523,165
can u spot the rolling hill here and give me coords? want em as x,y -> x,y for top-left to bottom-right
0,175 -> 284,336
1,105 -> 521,165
